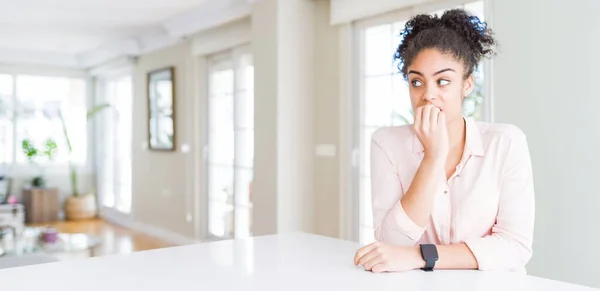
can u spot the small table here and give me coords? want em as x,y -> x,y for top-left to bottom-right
0,227 -> 101,258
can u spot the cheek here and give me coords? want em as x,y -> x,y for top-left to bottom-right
408,89 -> 421,106
438,87 -> 464,110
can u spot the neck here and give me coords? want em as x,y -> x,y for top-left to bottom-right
447,116 -> 466,151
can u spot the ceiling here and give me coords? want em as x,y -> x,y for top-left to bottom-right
0,0 -> 251,69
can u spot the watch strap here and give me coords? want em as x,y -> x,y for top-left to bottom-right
420,244 -> 437,271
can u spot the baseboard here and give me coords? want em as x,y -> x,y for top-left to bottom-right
100,208 -> 199,246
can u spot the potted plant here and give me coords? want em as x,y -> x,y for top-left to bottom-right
59,104 -> 111,220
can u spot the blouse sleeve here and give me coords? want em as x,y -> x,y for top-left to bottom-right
464,130 -> 535,271
371,130 -> 426,246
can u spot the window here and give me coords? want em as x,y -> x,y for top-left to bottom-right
97,76 -> 133,214
0,74 -> 87,166
355,1 -> 486,244
0,75 -> 14,164
206,46 -> 254,240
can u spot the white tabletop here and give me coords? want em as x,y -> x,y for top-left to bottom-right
0,232 -> 596,290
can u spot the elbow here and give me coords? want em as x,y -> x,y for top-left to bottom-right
373,203 -> 426,246
503,230 -> 534,270
499,241 -> 532,272
466,233 -> 533,272
374,225 -> 422,247
513,240 -> 533,269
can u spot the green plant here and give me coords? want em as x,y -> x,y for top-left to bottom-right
43,139 -> 58,161
21,138 -> 58,163
21,139 -> 39,163
59,104 -> 111,197
21,138 -> 57,188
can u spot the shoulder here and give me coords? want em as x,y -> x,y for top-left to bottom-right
371,124 -> 414,147
477,121 -> 526,139
476,121 -> 529,150
370,125 -> 415,165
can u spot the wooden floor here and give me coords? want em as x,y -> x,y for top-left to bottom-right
27,219 -> 174,257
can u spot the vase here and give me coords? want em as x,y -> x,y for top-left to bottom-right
65,193 -> 97,220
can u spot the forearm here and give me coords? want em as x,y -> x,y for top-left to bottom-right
412,243 -> 478,270
437,244 -> 478,269
400,155 -> 445,227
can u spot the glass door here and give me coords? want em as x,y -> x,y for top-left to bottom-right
206,46 -> 254,240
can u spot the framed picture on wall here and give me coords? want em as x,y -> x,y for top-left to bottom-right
147,67 -> 176,151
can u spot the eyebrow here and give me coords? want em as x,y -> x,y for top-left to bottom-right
408,68 -> 456,76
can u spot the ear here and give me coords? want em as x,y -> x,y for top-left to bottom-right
463,74 -> 474,98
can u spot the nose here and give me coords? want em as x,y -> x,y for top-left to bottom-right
422,85 -> 437,103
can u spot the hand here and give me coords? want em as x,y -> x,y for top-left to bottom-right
353,242 -> 424,273
414,105 -> 449,161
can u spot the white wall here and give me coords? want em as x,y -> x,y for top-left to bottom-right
190,17 -> 251,56
492,0 -> 600,288
330,0 -> 428,25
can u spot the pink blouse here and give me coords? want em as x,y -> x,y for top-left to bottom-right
370,117 -> 535,273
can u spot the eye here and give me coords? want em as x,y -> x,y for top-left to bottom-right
438,79 -> 450,86
411,80 -> 423,87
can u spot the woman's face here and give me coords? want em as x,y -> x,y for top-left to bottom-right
406,48 -> 473,124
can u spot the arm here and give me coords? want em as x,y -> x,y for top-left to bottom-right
462,132 -> 535,271
372,107 -> 448,245
371,136 -> 445,245
418,132 -> 534,271
399,155 -> 445,228
412,243 -> 479,270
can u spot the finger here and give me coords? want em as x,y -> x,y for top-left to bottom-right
438,110 -> 446,127
421,105 -> 432,130
354,242 -> 379,265
372,263 -> 387,273
429,107 -> 440,127
362,254 -> 383,271
413,106 -> 423,129
357,247 -> 381,267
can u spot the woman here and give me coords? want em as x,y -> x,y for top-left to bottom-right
353,9 -> 534,273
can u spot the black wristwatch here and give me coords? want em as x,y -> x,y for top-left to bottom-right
419,244 -> 438,271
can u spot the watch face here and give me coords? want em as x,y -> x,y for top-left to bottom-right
421,244 -> 439,260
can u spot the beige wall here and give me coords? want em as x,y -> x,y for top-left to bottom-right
132,42 -> 196,238
252,0 -> 317,235
313,0 -> 341,238
250,0 -> 279,236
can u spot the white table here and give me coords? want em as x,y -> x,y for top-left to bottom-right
0,232 -> 596,290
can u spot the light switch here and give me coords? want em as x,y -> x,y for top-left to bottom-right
181,143 -> 190,153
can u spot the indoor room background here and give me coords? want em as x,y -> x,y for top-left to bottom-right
0,0 -> 598,289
